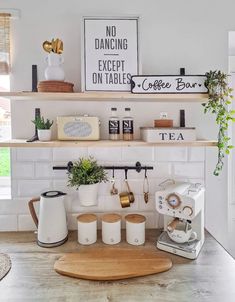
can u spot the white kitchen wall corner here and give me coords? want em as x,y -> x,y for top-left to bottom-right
81,16 -> 141,92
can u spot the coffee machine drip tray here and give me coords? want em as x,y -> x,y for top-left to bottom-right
156,232 -> 204,259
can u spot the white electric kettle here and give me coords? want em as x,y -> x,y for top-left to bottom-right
28,191 -> 68,247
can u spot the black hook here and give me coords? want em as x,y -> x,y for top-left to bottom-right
144,166 -> 147,178
135,161 -> 142,173
125,168 -> 128,180
67,161 -> 73,173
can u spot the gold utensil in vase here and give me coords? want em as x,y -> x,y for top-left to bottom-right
42,40 -> 52,53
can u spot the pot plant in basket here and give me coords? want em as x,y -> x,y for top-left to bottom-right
32,116 -> 53,141
67,157 -> 108,206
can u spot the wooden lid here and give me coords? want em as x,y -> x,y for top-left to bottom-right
125,214 -> 146,224
77,214 -> 97,223
101,213 -> 121,223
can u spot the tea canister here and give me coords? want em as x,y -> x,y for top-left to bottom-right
77,213 -> 97,245
101,213 -> 121,245
125,214 -> 146,245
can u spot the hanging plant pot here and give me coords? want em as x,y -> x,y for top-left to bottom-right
78,183 -> 99,207
203,70 -> 235,176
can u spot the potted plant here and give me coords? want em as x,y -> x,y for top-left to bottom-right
67,157 -> 108,206
203,70 -> 235,176
32,116 -> 53,141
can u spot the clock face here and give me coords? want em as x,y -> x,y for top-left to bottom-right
166,193 -> 181,209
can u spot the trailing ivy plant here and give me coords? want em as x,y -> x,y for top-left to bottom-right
203,70 -> 235,176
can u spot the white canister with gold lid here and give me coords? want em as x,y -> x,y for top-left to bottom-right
77,213 -> 97,245
101,213 -> 121,245
125,214 -> 146,245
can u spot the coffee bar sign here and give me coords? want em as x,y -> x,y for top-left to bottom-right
131,75 -> 208,94
82,17 -> 139,92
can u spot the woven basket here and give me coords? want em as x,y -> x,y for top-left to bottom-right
37,81 -> 74,92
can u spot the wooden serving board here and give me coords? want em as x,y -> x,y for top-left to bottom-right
54,247 -> 172,280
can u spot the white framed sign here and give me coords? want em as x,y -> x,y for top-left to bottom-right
82,17 -> 140,92
131,75 -> 208,94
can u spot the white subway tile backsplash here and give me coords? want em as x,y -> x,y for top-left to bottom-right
88,147 -> 122,162
35,162 -> 67,179
151,163 -> 172,178
0,198 -> 37,215
71,196 -> 100,213
67,213 -> 78,230
1,144 -> 207,231
155,147 -> 187,162
188,147 -> 205,162
17,148 -> 52,162
138,195 -> 156,211
121,147 -> 154,162
173,162 -> 204,178
52,180 -> 74,194
0,200 -> 18,214
143,212 -> 158,228
0,215 -> 17,231
53,147 -> 87,162
12,162 -> 34,179
17,180 -> 53,197
18,215 -> 36,231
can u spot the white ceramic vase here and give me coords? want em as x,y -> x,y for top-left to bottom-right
38,129 -> 52,141
78,183 -> 99,206
45,53 -> 65,81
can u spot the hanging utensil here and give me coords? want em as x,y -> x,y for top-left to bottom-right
110,168 -> 118,195
143,167 -> 149,203
124,168 -> 135,203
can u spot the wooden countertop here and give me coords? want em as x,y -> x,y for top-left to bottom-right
0,230 -> 235,301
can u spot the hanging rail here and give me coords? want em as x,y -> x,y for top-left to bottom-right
53,161 -> 153,173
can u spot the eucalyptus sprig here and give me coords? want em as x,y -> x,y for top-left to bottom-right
203,70 -> 235,176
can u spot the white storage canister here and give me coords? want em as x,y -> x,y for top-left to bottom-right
77,214 -> 97,245
125,214 -> 146,245
101,213 -> 121,245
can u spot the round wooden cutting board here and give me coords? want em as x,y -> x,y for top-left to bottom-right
54,247 -> 172,281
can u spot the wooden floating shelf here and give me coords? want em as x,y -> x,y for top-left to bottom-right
0,92 -> 208,102
0,139 -> 217,148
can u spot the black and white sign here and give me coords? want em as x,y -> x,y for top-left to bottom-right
131,75 -> 208,94
82,17 -> 139,92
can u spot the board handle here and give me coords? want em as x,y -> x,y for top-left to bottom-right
28,197 -> 40,227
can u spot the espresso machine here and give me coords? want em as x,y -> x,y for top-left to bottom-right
155,180 -> 205,259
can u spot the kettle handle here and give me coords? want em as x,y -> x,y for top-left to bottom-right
28,197 -> 40,227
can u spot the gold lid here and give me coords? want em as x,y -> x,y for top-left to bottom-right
125,214 -> 146,224
101,213 -> 121,223
77,213 -> 97,223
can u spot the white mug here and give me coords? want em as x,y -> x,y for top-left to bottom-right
167,223 -> 197,244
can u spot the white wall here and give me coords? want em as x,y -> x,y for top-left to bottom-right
0,0 -> 234,241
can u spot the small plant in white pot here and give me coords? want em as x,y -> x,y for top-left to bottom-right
67,157 -> 108,206
32,116 -> 53,141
